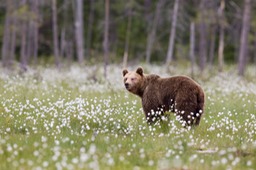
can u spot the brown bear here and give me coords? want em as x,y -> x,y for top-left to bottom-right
122,67 -> 205,126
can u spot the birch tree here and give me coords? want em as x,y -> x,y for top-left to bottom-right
31,0 -> 39,64
189,22 -> 195,78
145,0 -> 164,64
60,0 -> 74,61
238,0 -> 251,76
198,0 -> 207,71
74,0 -> 84,64
103,0 -> 110,78
166,0 -> 179,65
87,0 -> 95,58
217,0 -> 225,72
52,0 -> 60,67
122,0 -> 132,68
20,0 -> 28,71
1,0 -> 14,67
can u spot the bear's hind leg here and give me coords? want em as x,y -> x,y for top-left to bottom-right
195,116 -> 201,126
175,93 -> 198,126
144,108 -> 164,124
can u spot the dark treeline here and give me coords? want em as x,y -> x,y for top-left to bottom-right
0,0 -> 255,76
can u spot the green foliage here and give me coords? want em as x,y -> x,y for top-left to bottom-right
224,44 -> 236,63
0,0 -> 255,66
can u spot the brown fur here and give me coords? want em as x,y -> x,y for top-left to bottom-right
122,67 -> 205,126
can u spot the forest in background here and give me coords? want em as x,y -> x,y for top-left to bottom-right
0,0 -> 255,76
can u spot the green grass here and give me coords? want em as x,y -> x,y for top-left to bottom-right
0,65 -> 256,170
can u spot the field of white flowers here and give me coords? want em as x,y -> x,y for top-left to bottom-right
0,64 -> 255,170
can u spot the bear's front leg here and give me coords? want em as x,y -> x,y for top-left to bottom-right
143,108 -> 158,124
141,98 -> 163,124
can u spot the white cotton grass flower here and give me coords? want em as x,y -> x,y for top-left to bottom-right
148,160 -> 154,166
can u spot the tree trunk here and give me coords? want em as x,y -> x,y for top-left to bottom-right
9,16 -> 17,67
145,0 -> 164,64
103,0 -> 110,78
233,10 -> 242,62
144,0 -> 152,19
31,0 -> 39,65
122,1 -> 132,68
87,0 -> 94,58
67,41 -> 74,62
238,0 -> 251,76
198,0 -> 207,71
20,0 -> 28,71
60,28 -> 66,59
52,0 -> 60,68
1,0 -> 13,67
166,0 -> 179,65
26,20 -> 33,61
217,0 -> 225,72
144,0 -> 152,37
208,25 -> 216,66
189,22 -> 195,78
75,0 -> 84,64
60,0 -> 70,60
254,30 -> 256,64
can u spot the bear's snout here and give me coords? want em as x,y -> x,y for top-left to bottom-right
124,83 -> 129,89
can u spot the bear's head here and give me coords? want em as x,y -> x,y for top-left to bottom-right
122,67 -> 144,96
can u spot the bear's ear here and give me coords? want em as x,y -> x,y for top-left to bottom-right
122,69 -> 128,77
136,67 -> 143,76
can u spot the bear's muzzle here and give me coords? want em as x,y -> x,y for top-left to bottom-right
125,83 -> 129,89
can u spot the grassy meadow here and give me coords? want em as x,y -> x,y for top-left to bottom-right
0,64 -> 256,170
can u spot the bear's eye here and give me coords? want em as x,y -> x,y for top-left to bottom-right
131,78 -> 136,81
124,78 -> 127,81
